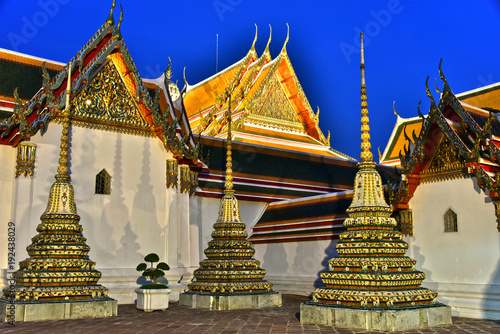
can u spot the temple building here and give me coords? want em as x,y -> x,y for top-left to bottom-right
0,3 -> 373,312
380,62 -> 500,319
0,2 -> 497,323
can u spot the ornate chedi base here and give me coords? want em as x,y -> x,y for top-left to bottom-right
1,178 -> 117,322
179,292 -> 281,310
300,35 -> 451,331
300,302 -> 451,332
180,105 -> 281,310
1,299 -> 117,323
179,193 -> 281,310
300,162 -> 452,331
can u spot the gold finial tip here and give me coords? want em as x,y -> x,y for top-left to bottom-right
251,24 -> 258,52
264,25 -> 272,55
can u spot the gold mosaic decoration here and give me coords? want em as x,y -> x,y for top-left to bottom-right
71,61 -> 152,133
310,34 -> 438,309
15,141 -> 37,178
189,170 -> 198,196
2,63 -> 110,302
395,209 -> 414,237
186,98 -> 274,295
166,159 -> 178,189
420,136 -> 468,184
252,76 -> 301,123
179,165 -> 191,194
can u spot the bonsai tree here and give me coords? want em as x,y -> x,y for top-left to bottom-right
136,253 -> 170,289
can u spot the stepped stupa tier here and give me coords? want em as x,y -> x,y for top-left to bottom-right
180,99 -> 280,309
10,179 -> 110,301
311,160 -> 437,307
1,61 -> 115,320
308,34 -> 437,309
300,33 -> 451,331
187,192 -> 273,294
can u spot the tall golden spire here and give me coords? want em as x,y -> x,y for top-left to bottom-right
224,97 -> 233,193
359,33 -> 373,163
55,62 -> 72,182
305,31 -> 440,315
8,61 -> 112,303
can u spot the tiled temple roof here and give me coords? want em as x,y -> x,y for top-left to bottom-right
249,191 -> 353,243
197,135 -> 392,202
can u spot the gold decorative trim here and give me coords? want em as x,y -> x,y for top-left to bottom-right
395,209 -> 413,237
189,170 -> 198,196
53,117 -> 156,138
179,165 -> 190,194
166,159 -> 178,189
245,114 -> 305,133
15,142 -> 37,178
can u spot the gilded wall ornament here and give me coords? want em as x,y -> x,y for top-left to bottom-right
179,164 -> 191,194
166,159 -> 178,189
189,170 -> 198,197
15,142 -> 37,178
71,62 -> 150,130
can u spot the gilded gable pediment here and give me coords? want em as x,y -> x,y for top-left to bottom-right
70,61 -> 153,134
251,75 -> 301,124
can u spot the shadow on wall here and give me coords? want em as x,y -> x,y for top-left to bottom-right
94,134 -> 128,266
129,137 -> 163,262
313,239 -> 338,288
262,242 -> 289,276
482,211 -> 500,320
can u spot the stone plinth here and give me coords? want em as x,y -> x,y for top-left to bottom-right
179,292 -> 282,310
300,302 -> 452,332
0,299 -> 117,322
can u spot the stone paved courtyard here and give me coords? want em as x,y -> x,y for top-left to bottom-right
2,296 -> 500,333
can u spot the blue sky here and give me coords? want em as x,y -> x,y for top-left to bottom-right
1,0 -> 500,160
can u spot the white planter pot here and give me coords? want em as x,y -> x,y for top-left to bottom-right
135,288 -> 172,312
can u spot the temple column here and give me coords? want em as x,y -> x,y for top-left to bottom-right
166,159 -> 179,268
11,142 -> 37,265
178,164 -> 191,267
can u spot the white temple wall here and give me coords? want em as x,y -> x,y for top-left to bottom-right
0,144 -> 15,288
253,239 -> 339,296
407,177 -> 500,319
3,124 -> 183,303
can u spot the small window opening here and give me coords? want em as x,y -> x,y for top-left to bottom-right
444,208 -> 457,232
95,169 -> 111,195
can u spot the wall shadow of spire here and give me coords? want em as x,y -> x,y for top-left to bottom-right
309,239 -> 338,289
95,133 -> 131,266
262,243 -> 289,277
129,137 -> 163,261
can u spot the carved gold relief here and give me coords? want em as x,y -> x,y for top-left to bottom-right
253,76 -> 300,122
71,61 -> 151,131
395,209 -> 413,237
421,137 -> 468,183
15,142 -> 37,178
166,159 -> 178,189
189,170 -> 198,196
179,164 -> 191,194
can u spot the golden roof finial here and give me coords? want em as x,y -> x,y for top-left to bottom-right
393,101 -> 399,116
264,25 -> 272,58
165,57 -> 173,80
359,32 -> 373,162
106,0 -> 116,26
56,62 -> 72,182
281,23 -> 289,55
224,97 -> 233,193
183,67 -> 189,87
117,4 -> 123,30
250,24 -> 258,54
